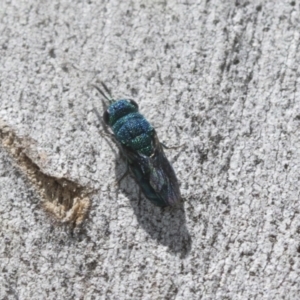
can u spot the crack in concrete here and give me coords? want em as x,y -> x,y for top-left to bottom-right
0,120 -> 91,226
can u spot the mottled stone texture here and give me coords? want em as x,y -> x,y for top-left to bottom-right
1,0 -> 300,299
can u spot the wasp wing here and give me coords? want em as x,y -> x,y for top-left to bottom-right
121,131 -> 181,207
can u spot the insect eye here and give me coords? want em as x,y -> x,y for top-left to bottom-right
129,99 -> 138,109
103,110 -> 110,124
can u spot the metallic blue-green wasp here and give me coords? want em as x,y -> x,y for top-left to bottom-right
93,82 -> 181,207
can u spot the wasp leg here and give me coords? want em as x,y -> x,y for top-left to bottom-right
114,162 -> 129,186
138,188 -> 142,206
160,142 -> 185,150
93,108 -> 114,137
152,130 -> 184,150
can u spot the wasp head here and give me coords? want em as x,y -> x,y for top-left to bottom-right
104,99 -> 138,126
92,82 -> 140,127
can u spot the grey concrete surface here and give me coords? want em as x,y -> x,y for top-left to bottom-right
1,0 -> 300,299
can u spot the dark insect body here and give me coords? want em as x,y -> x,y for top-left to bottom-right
93,82 -> 181,207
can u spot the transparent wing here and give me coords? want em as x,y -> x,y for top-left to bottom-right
121,131 -> 181,207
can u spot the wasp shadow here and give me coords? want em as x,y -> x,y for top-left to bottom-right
115,161 -> 192,259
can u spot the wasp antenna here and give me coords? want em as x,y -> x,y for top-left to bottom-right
91,84 -> 111,101
91,84 -> 109,110
100,82 -> 114,100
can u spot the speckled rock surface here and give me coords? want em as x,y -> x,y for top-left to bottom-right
1,1 -> 300,299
